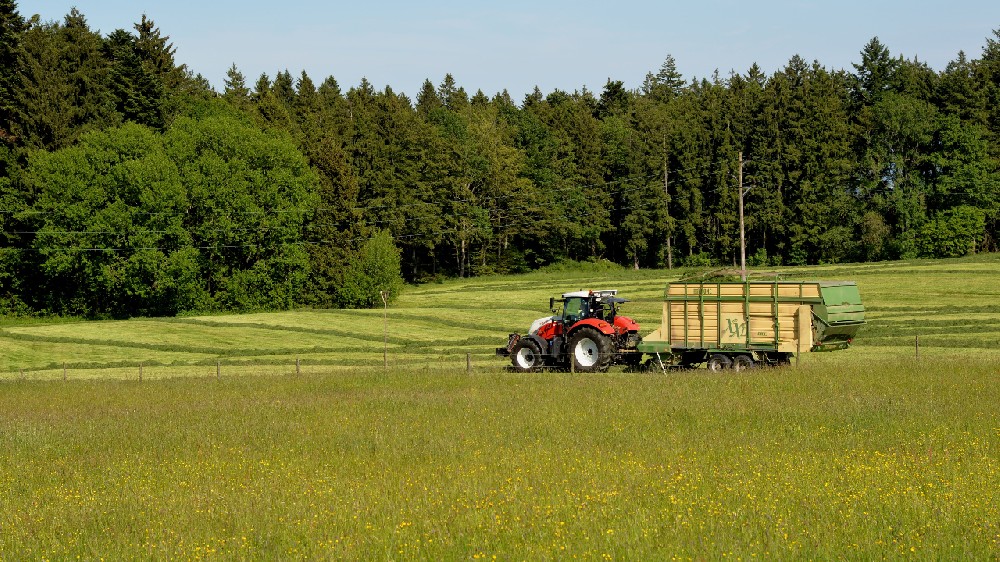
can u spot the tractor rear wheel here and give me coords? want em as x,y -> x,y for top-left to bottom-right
510,338 -> 544,372
568,327 -> 613,373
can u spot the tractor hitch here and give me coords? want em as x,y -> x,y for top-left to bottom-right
496,333 -> 520,357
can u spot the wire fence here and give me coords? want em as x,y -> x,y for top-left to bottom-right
2,351 -> 508,382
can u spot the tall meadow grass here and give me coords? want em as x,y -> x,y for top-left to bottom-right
1,255 -> 999,558
0,360 -> 996,559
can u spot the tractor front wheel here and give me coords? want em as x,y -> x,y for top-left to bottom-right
510,338 -> 544,372
568,327 -> 613,372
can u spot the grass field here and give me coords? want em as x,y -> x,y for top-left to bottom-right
3,254 -> 1000,377
1,255 -> 998,558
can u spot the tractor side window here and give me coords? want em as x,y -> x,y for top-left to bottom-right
592,302 -> 606,320
563,298 -> 584,323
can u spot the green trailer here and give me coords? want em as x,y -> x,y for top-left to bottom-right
636,280 -> 865,371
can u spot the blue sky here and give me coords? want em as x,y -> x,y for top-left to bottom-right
17,0 -> 1000,101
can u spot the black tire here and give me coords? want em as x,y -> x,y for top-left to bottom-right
568,327 -> 613,373
510,338 -> 544,372
733,354 -> 755,372
706,353 -> 732,372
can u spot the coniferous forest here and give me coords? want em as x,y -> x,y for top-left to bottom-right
1,2 -> 999,317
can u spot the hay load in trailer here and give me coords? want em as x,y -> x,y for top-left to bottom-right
637,280 -> 865,371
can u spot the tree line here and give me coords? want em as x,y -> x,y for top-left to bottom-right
1,1 -> 998,317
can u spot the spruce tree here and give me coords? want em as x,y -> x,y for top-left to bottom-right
12,9 -> 117,149
105,28 -> 165,129
851,37 -> 899,107
0,0 -> 25,139
222,63 -> 250,107
133,15 -> 186,90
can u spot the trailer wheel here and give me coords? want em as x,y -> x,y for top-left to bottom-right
510,339 -> 544,372
569,327 -> 613,372
706,354 -> 732,372
732,354 -> 755,371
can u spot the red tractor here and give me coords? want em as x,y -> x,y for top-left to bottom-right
497,290 -> 642,372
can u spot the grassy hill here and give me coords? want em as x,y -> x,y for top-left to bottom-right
2,254 -> 1000,378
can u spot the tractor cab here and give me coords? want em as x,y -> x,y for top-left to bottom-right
552,290 -> 623,325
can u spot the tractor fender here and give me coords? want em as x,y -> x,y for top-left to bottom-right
613,315 -> 640,333
520,333 -> 552,355
569,318 -> 616,337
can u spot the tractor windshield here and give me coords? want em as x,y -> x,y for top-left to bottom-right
563,297 -> 587,323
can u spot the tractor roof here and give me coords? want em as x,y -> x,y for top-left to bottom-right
560,290 -> 620,299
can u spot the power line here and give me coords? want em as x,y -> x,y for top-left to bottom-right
0,162 -> 730,222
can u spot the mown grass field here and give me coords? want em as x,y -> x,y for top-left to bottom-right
3,254 -> 1000,377
1,255 -> 998,559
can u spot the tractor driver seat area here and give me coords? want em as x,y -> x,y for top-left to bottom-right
591,303 -> 607,321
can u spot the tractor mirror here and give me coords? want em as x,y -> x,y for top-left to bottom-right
549,297 -> 555,311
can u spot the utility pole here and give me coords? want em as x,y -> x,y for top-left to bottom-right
738,152 -> 747,282
664,149 -> 672,270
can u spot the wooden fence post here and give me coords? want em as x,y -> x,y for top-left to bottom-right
915,335 -> 920,361
296,356 -> 301,376
63,362 -> 67,381
381,291 -> 388,370
216,360 -> 220,379
466,352 -> 471,374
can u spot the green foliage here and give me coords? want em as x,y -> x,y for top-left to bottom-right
336,231 -> 404,308
163,109 -> 318,312
916,206 -> 986,257
747,247 -> 769,267
2,7 -> 1000,318
104,28 -> 165,129
20,104 -> 318,317
678,251 -> 712,268
534,258 -> 624,274
0,0 -> 25,134
222,63 -> 249,104
132,14 -> 186,91
25,123 -> 191,316
11,10 -> 119,150
858,210 -> 891,261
